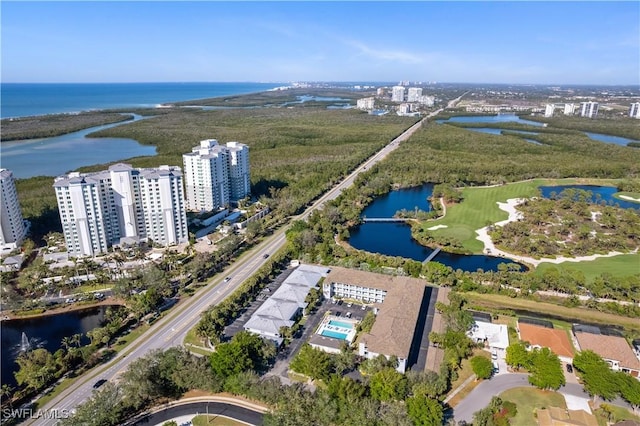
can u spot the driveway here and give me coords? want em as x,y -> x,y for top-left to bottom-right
453,373 -> 531,424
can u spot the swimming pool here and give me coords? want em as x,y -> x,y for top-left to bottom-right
321,329 -> 349,340
329,320 -> 354,329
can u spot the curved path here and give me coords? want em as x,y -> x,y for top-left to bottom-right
126,396 -> 267,425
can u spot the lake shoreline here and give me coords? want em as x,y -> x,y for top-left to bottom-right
1,298 -> 127,321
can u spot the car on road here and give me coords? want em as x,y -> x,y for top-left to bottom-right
263,253 -> 269,259
93,379 -> 107,389
566,363 -> 573,373
224,277 -> 231,282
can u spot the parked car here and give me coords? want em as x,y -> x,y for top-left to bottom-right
491,351 -> 498,360
566,363 -> 573,373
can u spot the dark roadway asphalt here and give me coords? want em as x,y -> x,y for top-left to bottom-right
130,401 -> 264,426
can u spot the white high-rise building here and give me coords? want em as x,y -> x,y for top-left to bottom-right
580,101 -> 599,118
418,95 -> 435,107
356,97 -> 375,110
226,141 -> 251,202
0,169 -> 27,249
54,164 -> 188,257
544,104 -> 555,117
629,102 -> 640,119
564,103 -> 576,115
183,139 -> 230,211
391,86 -> 405,102
182,139 -> 250,212
407,87 -> 423,102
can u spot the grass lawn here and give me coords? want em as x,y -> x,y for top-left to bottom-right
535,253 -> 640,282
192,414 -> 247,426
499,387 -> 566,426
614,191 -> 640,203
446,348 -> 491,407
594,404 -> 640,426
464,292 -> 640,333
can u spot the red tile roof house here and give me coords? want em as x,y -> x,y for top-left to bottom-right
574,331 -> 640,378
518,322 -> 575,362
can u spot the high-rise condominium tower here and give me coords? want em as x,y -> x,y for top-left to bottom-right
580,101 -> 599,118
0,169 -> 27,248
54,163 -> 188,257
182,139 -> 250,212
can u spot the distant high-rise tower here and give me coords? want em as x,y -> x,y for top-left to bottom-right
54,164 -> 188,257
391,86 -> 405,102
580,101 -> 599,118
0,169 -> 27,248
407,87 -> 423,102
182,139 -> 250,212
629,102 -> 640,119
563,103 -> 576,115
544,104 -> 555,118
357,97 -> 375,110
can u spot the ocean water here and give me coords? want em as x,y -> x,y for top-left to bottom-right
0,82 -> 284,118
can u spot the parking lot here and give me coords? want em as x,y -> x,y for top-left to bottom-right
223,267 -> 295,340
326,299 -> 370,321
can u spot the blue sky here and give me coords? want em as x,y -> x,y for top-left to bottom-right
2,1 -> 638,85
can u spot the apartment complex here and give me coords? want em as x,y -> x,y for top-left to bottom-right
407,87 -> 423,102
544,104 -> 555,117
243,264 -> 330,345
0,169 -> 27,249
564,103 -> 576,115
54,163 -> 188,257
630,102 -> 640,119
391,86 -> 405,102
323,267 -> 430,373
356,97 -> 375,110
182,139 -> 250,212
580,101 -> 599,118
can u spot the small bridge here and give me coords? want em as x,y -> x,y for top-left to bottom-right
362,217 -> 411,223
423,247 -> 441,264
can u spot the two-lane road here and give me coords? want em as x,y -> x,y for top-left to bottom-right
30,98 -> 463,425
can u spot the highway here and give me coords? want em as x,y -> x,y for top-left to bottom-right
29,98 -> 461,425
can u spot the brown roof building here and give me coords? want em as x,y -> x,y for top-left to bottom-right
322,267 -> 429,373
536,407 -> 598,426
518,322 -> 575,359
574,331 -> 640,377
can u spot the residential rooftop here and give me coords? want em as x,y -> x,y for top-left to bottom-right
518,322 -> 575,359
324,267 -> 427,360
574,331 -> 640,372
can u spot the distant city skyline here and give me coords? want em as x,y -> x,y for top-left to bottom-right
1,1 -> 638,85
